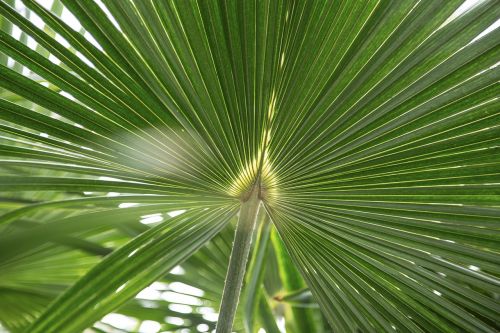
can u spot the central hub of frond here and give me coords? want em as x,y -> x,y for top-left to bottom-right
227,150 -> 277,203
228,92 -> 278,202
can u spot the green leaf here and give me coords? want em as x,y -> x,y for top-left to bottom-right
27,205 -> 237,333
0,0 -> 499,332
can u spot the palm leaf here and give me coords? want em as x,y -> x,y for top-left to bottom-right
0,0 -> 499,332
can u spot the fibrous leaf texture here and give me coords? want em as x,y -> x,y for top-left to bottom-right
0,0 -> 499,332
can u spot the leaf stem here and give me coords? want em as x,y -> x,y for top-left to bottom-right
216,185 -> 261,333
